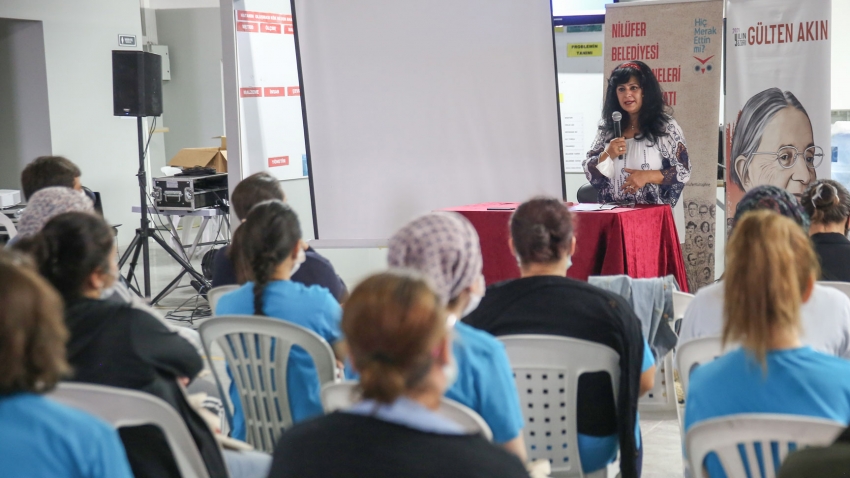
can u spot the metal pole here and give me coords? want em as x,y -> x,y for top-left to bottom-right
137,116 -> 151,298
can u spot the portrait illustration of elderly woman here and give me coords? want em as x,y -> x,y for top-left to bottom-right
729,88 -> 823,202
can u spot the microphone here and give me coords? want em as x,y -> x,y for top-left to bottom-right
611,111 -> 623,159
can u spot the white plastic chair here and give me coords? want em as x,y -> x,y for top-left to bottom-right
686,414 -> 845,478
199,315 -> 338,453
818,281 -> 850,300
672,290 -> 695,332
676,336 -> 724,396
49,382 -> 211,478
0,213 -> 17,240
207,285 -> 239,314
320,381 -> 494,441
499,335 -> 620,478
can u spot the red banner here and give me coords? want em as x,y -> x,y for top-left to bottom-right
268,156 -> 290,167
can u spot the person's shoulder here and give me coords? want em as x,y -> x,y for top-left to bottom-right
688,347 -> 745,390
454,321 -> 505,357
303,249 -> 336,271
10,394 -> 115,438
810,284 -> 850,306
216,283 -> 255,313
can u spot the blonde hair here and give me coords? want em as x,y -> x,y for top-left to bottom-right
723,210 -> 819,364
343,270 -> 447,403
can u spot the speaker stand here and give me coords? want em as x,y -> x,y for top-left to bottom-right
118,116 -> 209,304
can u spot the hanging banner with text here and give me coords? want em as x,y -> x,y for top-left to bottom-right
725,0 -> 831,231
233,0 -> 307,181
605,0 -> 723,292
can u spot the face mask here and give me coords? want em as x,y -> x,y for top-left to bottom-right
290,247 -> 306,276
442,324 -> 459,390
566,255 -> 573,271
461,275 -> 485,318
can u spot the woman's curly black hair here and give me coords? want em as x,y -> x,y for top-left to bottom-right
599,60 -> 672,145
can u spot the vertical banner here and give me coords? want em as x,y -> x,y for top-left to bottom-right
725,0 -> 831,230
233,0 -> 307,181
605,0 -> 723,292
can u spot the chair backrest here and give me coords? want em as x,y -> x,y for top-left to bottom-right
686,414 -> 845,478
199,315 -> 338,453
207,285 -> 239,314
0,213 -> 17,239
818,281 -> 850,300
676,336 -> 724,396
499,335 -> 620,477
576,183 -> 599,204
320,381 -> 494,441
672,290 -> 695,320
49,382 -> 211,478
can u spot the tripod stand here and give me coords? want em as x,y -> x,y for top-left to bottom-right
118,116 -> 209,303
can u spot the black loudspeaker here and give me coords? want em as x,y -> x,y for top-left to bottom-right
112,51 -> 163,117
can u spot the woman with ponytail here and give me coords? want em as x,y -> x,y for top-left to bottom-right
13,212 -> 243,478
801,179 -> 850,282
216,200 -> 343,441
267,270 -> 528,478
684,210 -> 850,478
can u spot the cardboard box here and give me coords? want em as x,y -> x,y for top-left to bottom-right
168,136 -> 227,172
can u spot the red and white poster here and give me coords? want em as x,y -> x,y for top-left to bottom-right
725,0 -> 831,229
605,0 -> 723,292
234,0 -> 306,181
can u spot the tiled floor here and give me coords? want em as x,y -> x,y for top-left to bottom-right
143,244 -> 687,477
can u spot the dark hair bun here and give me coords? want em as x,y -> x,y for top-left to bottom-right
511,197 -> 574,266
801,180 -> 850,225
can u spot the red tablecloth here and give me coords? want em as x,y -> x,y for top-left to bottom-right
443,202 -> 689,292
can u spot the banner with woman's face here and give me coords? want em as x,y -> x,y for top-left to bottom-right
725,0 -> 831,233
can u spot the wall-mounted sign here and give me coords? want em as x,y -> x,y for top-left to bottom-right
118,34 -> 136,47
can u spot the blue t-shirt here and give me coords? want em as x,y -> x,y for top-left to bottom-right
445,322 -> 525,444
217,280 -> 342,441
0,393 -> 133,478
577,339 -> 655,473
685,346 -> 850,478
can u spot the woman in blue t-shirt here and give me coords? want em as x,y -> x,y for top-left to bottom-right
217,200 -> 343,441
387,212 -> 527,462
0,253 -> 133,478
685,210 -> 850,478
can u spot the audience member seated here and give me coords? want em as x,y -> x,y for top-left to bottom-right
212,172 -> 347,302
685,210 -> 850,478
801,180 -> 850,282
0,252 -> 133,478
777,426 -> 850,478
216,200 -> 344,441
678,185 -> 850,357
16,211 -> 270,478
267,270 -> 530,478
20,155 -> 82,200
11,186 -> 94,244
463,196 -> 652,478
387,212 -> 527,462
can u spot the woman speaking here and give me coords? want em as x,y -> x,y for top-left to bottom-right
583,61 -> 690,206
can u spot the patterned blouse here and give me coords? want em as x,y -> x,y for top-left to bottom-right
582,117 -> 690,207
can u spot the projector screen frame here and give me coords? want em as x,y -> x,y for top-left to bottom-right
552,0 -> 619,26
290,0 -> 567,244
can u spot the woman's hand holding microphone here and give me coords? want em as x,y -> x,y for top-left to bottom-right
602,137 -> 627,163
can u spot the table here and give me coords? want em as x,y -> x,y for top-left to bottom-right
444,202 -> 689,292
131,206 -> 230,260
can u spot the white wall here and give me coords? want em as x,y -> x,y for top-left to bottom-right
832,0 -> 850,110
0,19 -> 52,191
155,8 -> 225,161
0,1 -> 144,246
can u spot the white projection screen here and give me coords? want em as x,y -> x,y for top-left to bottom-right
292,0 -> 564,245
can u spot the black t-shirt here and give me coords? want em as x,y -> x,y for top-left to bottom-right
268,412 -> 529,478
212,245 -> 348,302
64,298 -> 227,478
811,233 -> 850,282
463,275 -> 645,478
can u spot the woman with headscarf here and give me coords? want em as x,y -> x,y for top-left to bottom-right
387,212 -> 527,462
677,185 -> 850,358
801,180 -> 850,282
7,186 -> 94,247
